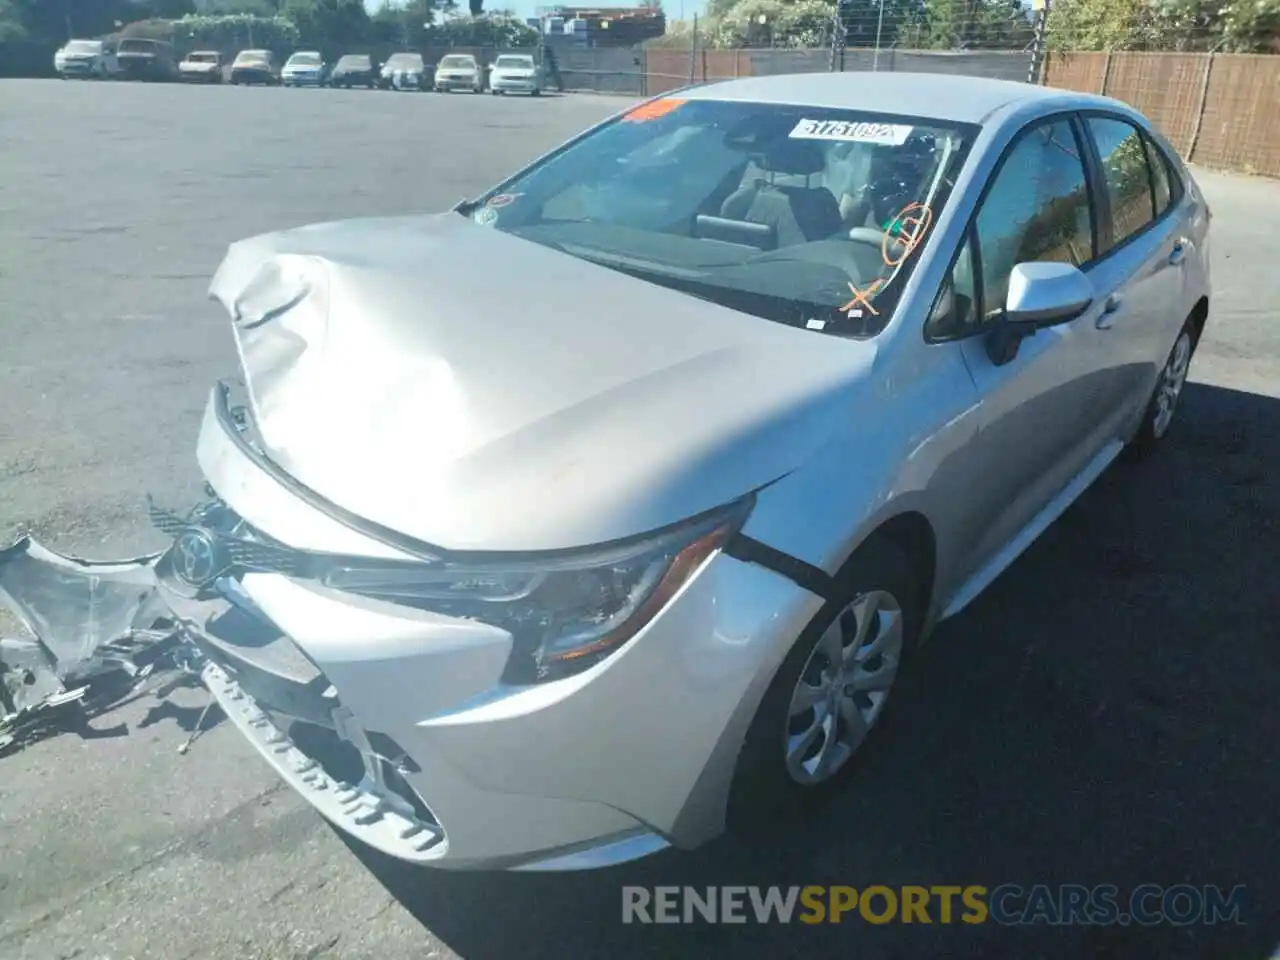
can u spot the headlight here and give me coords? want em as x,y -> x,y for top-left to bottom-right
322,499 -> 751,683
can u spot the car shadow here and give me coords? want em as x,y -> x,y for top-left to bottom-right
341,380 -> 1279,960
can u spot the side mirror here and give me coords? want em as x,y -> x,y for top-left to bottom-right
985,261 -> 1093,365
1006,261 -> 1093,327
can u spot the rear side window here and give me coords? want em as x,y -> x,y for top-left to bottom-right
1085,116 -> 1157,252
1145,137 -> 1172,215
1142,133 -> 1182,215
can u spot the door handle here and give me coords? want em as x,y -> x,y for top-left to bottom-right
1168,241 -> 1187,266
1096,293 -> 1122,329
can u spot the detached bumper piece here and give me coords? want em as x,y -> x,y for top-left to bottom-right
0,537 -> 178,752
200,658 -> 445,861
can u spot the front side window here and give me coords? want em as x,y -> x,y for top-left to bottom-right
470,98 -> 976,336
973,118 -> 1094,324
1086,116 -> 1156,251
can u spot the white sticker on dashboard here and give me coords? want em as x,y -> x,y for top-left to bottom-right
788,119 -> 913,146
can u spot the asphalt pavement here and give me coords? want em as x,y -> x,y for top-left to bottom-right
0,79 -> 1277,960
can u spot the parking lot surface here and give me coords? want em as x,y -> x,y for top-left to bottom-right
1,79 -> 1277,960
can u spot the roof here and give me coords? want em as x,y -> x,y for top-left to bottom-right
684,72 -> 1103,125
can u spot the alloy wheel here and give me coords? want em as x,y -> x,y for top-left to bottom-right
784,589 -> 904,786
1152,331 -> 1192,439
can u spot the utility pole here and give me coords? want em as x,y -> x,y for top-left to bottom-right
1027,0 -> 1049,84
828,0 -> 846,71
872,0 -> 886,71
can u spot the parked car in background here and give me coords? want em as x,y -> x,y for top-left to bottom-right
115,38 -> 180,82
230,49 -> 280,86
380,52 -> 429,91
434,52 -> 482,93
281,50 -> 328,87
488,53 -> 542,96
329,53 -> 377,89
179,50 -> 225,84
165,73 -> 1210,873
54,39 -> 119,79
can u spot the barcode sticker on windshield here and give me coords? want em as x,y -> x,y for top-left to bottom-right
789,119 -> 913,146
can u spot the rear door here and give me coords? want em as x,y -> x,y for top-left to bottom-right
1078,113 -> 1190,427
925,114 -> 1123,588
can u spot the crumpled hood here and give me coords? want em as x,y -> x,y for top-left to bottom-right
209,213 -> 877,552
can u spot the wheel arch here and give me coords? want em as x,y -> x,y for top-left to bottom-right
1187,295 -> 1209,349
854,511 -> 938,624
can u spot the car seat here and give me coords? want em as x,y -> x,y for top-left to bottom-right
718,139 -> 843,246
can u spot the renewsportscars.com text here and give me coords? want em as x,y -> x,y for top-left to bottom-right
621,884 -> 1248,926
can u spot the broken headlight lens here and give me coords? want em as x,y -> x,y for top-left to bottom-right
321,500 -> 750,683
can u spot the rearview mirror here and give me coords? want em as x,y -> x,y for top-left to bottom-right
985,262 -> 1093,366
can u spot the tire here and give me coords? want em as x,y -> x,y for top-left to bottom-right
531,88 -> 541,96
1126,313 -> 1199,457
727,537 -> 923,831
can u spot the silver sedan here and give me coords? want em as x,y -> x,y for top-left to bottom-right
122,72 -> 1210,872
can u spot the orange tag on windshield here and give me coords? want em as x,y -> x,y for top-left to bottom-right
623,98 -> 686,122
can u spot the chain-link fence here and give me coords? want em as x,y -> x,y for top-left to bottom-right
536,0 -> 1279,177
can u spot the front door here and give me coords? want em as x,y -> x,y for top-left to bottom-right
928,115 -> 1126,591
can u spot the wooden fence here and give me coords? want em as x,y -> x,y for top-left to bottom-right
1044,51 -> 1280,178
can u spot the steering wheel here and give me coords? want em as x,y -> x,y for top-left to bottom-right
848,226 -> 906,265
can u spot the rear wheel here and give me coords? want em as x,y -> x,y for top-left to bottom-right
728,538 -> 923,829
1127,315 -> 1198,456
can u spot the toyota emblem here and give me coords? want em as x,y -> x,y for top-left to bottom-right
172,527 -> 225,588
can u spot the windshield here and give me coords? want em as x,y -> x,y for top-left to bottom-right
385,53 -> 422,67
187,52 -> 219,63
65,41 -> 102,54
440,55 -> 475,69
289,52 -> 321,65
471,98 -> 976,336
117,39 -> 156,53
495,56 -> 533,69
337,55 -> 370,68
236,50 -> 269,64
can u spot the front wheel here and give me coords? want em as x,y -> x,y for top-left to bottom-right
728,538 -> 922,830
531,87 -> 541,96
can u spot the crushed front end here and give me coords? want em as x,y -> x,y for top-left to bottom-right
133,375 -> 822,871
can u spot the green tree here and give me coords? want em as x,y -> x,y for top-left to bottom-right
372,0 -> 440,46
1046,0 -> 1280,51
282,0 -> 370,48
433,11 -> 536,45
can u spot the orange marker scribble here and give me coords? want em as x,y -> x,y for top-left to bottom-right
840,279 -> 882,316
622,98 -> 686,123
883,202 -> 934,267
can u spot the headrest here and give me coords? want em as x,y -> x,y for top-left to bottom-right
755,138 -> 826,176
